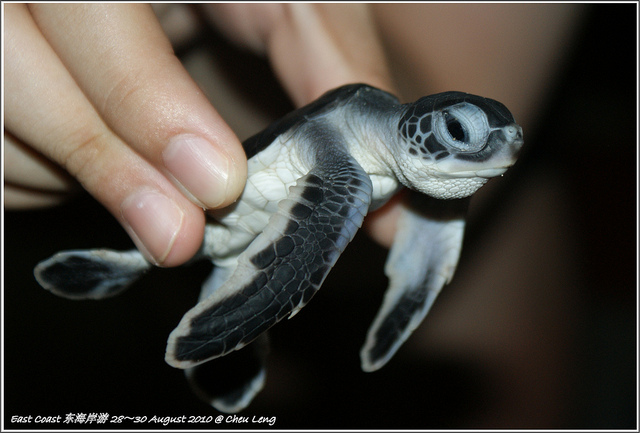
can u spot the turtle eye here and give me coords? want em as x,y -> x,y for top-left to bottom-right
444,112 -> 467,142
433,103 -> 490,152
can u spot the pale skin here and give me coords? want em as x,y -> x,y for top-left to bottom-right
4,3 -> 396,267
4,3 -> 581,267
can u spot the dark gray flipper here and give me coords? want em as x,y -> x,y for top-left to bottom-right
34,249 -> 150,300
360,193 -> 469,372
185,333 -> 269,413
166,141 -> 373,368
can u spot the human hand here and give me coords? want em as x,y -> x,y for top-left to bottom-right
4,3 -> 397,267
4,4 -> 247,267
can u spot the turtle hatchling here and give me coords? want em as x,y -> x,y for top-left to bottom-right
35,84 -> 523,412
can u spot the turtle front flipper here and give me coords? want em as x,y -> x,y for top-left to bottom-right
165,145 -> 373,369
34,249 -> 150,300
360,192 -> 469,372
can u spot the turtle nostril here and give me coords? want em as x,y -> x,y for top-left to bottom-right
506,125 -> 523,141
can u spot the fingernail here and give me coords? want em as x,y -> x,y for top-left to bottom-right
163,134 -> 230,208
121,190 -> 184,265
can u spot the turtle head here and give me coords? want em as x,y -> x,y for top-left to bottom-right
393,91 -> 523,199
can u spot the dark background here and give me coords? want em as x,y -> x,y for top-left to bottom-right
3,4 -> 637,429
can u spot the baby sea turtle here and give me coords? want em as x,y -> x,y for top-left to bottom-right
34,84 -> 523,412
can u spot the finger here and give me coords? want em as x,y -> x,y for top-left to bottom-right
4,3 -> 202,266
151,4 -> 201,49
4,131 -> 78,209
29,3 -> 247,210
270,3 -> 396,103
201,3 -> 285,55
362,191 -> 404,249
4,184 -> 72,209
205,4 -> 395,105
4,132 -> 78,194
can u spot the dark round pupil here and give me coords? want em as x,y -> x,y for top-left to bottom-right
444,113 -> 466,142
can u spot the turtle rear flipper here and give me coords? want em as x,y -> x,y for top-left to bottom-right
186,333 -> 269,413
34,249 -> 150,300
361,193 -> 469,372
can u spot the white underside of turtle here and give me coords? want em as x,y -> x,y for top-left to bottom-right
34,84 -> 523,413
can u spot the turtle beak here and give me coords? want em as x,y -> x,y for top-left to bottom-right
488,124 -> 523,176
507,123 -> 524,157
490,123 -> 524,171
474,167 -> 510,178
